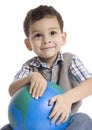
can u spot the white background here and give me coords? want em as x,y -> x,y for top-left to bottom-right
0,0 -> 92,128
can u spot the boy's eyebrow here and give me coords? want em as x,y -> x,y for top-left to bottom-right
31,30 -> 40,34
31,27 -> 59,34
48,27 -> 59,30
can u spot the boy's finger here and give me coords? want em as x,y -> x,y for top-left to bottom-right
56,112 -> 66,125
49,103 -> 59,118
49,96 -> 57,105
50,110 -> 61,124
34,82 -> 42,99
39,83 -> 46,97
32,86 -> 37,98
29,82 -> 35,94
31,81 -> 40,98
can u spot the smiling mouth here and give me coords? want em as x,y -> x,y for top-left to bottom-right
41,46 -> 55,50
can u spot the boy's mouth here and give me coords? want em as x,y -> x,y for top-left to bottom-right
41,46 -> 55,50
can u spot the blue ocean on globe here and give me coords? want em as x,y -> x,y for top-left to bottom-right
8,81 -> 71,130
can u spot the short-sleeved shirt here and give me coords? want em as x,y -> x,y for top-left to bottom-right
14,52 -> 92,84
14,52 -> 92,114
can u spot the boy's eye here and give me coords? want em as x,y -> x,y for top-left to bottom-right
50,31 -> 57,35
34,33 -> 42,38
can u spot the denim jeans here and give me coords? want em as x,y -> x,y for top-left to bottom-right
66,113 -> 92,130
1,113 -> 92,130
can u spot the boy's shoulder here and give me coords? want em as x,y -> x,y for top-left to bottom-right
24,56 -> 40,67
62,52 -> 75,64
63,52 -> 74,57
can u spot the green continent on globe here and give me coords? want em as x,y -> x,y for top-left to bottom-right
47,81 -> 64,94
13,85 -> 31,128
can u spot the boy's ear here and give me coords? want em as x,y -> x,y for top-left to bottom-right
24,39 -> 32,51
61,32 -> 67,45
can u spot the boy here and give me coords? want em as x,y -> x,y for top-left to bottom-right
1,5 -> 92,130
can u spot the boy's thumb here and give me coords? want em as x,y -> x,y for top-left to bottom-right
48,96 -> 57,105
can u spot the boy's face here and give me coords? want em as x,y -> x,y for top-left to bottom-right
25,16 -> 66,63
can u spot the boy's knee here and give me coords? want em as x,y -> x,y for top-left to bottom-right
73,112 -> 92,127
66,113 -> 92,130
1,124 -> 12,130
76,113 -> 91,121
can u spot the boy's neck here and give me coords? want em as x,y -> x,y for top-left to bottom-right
39,54 -> 58,68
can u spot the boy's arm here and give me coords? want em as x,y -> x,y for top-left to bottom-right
65,77 -> 92,103
9,74 -> 30,96
9,72 -> 47,97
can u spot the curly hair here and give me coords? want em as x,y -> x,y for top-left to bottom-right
23,5 -> 64,37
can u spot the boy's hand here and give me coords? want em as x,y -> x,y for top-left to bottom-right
29,72 -> 47,99
49,94 -> 71,125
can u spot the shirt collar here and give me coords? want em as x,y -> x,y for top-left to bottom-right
30,51 -> 64,68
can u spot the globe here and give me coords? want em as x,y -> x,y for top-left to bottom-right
8,81 -> 71,130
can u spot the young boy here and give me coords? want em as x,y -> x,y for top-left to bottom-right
1,5 -> 92,130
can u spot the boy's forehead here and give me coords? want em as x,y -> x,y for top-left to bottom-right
29,16 -> 59,29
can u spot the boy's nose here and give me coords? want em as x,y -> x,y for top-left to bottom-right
43,37 -> 51,44
44,40 -> 51,44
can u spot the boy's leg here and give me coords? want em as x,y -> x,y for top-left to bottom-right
66,113 -> 92,130
1,124 -> 12,130
1,113 -> 92,130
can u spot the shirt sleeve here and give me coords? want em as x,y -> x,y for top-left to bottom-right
69,55 -> 92,83
14,64 -> 31,80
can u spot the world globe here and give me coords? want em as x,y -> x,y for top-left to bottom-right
8,81 -> 71,130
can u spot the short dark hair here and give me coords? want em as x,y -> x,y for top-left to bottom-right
23,5 -> 64,37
